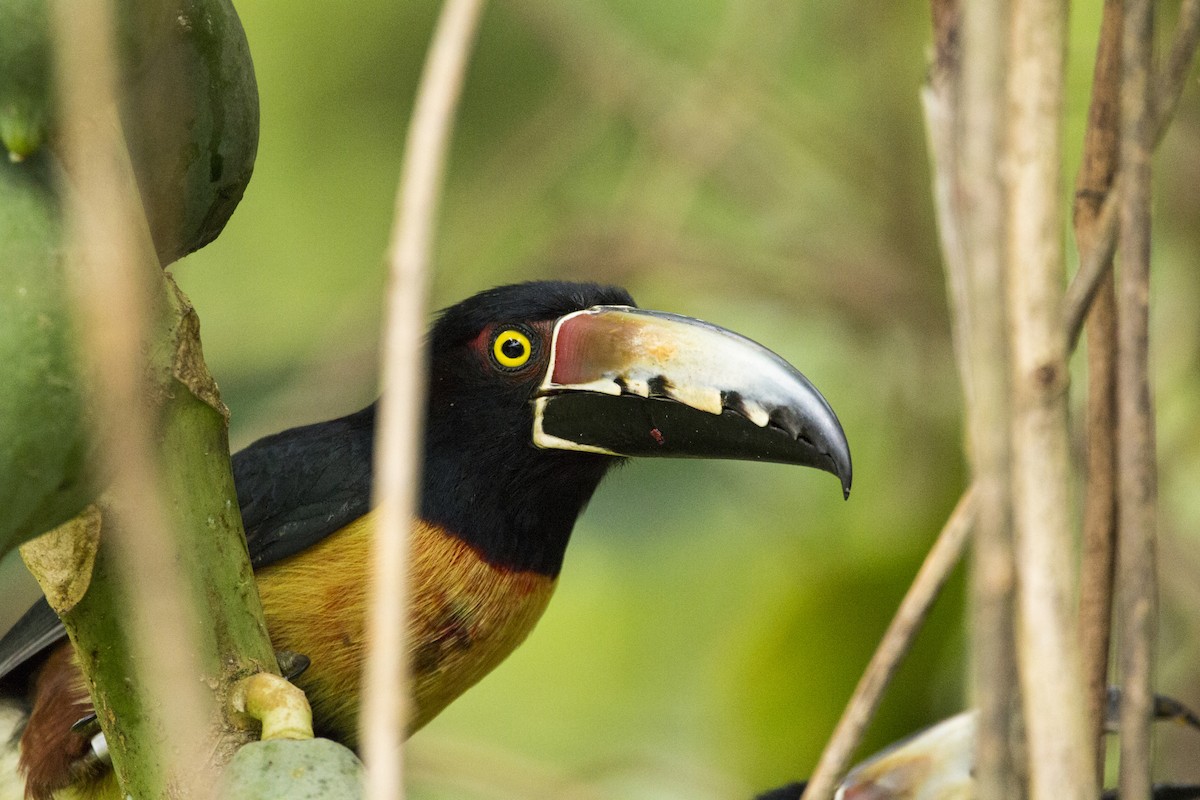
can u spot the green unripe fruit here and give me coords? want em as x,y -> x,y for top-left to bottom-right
0,155 -> 88,556
0,0 -> 259,553
0,0 -> 259,263
0,0 -> 51,161
224,740 -> 365,800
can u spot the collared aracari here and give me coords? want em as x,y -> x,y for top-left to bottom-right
0,281 -> 851,798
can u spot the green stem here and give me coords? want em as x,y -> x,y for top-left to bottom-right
23,274 -> 279,797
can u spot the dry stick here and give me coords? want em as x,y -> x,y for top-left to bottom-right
50,0 -> 214,797
1154,0 -> 1200,146
362,1 -> 487,798
798,219 -> 1124,800
1065,190 -> 1120,351
959,3 -> 1024,799
799,489 -> 975,800
1007,0 -> 1096,796
1078,195 -> 1121,783
802,4 -> 1200,791
1065,0 -> 1200,348
802,25 -> 979,786
1072,0 -> 1123,779
924,0 -> 971,408
1116,0 -> 1158,796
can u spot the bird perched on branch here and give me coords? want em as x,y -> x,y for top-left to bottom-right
0,281 -> 852,799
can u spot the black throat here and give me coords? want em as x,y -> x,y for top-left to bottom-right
419,389 -> 620,578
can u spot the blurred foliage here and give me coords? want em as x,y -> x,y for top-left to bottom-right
164,0 -> 1200,796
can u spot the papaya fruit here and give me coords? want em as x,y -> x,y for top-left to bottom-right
0,0 -> 259,553
0,0 -> 259,264
0,154 -> 88,556
0,0 -> 50,160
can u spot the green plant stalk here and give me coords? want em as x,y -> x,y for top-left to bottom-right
23,274 -> 279,797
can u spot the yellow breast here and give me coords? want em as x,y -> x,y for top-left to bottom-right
253,510 -> 556,745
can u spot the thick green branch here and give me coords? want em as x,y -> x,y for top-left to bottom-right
22,275 -> 279,797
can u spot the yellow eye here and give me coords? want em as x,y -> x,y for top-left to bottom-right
492,329 -> 533,368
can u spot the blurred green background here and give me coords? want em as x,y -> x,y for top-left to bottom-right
26,0 -> 1200,796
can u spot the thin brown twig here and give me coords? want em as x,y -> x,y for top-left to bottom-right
1065,0 -> 1200,345
1078,182 -> 1121,798
1072,0 -> 1123,780
50,0 -> 214,796
1064,189 -> 1120,351
1154,0 -> 1200,145
800,488 -> 975,800
805,2 -> 1198,790
363,1 -> 487,798
924,0 -> 1026,791
809,1 -> 1189,793
1116,0 -> 1159,796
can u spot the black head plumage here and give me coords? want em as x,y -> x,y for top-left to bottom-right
421,281 -> 635,576
427,281 -> 634,349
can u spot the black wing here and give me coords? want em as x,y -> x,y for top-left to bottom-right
0,402 -> 378,682
0,599 -> 65,686
235,402 -> 376,567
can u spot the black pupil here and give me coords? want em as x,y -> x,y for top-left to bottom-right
501,337 -> 526,360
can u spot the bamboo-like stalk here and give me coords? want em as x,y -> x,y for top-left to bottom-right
800,489 -> 974,800
363,1 -> 487,797
48,1 -> 215,796
959,3 -> 1023,798
1116,0 -> 1158,796
1005,2 -> 1095,798
1072,0 -> 1123,778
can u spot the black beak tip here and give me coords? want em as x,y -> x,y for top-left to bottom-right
838,464 -> 852,500
812,444 -> 851,499
828,438 -> 852,500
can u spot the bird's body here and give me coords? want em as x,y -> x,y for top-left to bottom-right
255,511 -> 557,741
7,470 -> 564,799
0,281 -> 852,799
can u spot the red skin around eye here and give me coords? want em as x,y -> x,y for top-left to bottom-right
468,327 -> 490,358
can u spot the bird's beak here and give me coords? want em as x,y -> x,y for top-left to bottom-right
532,306 -> 852,498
